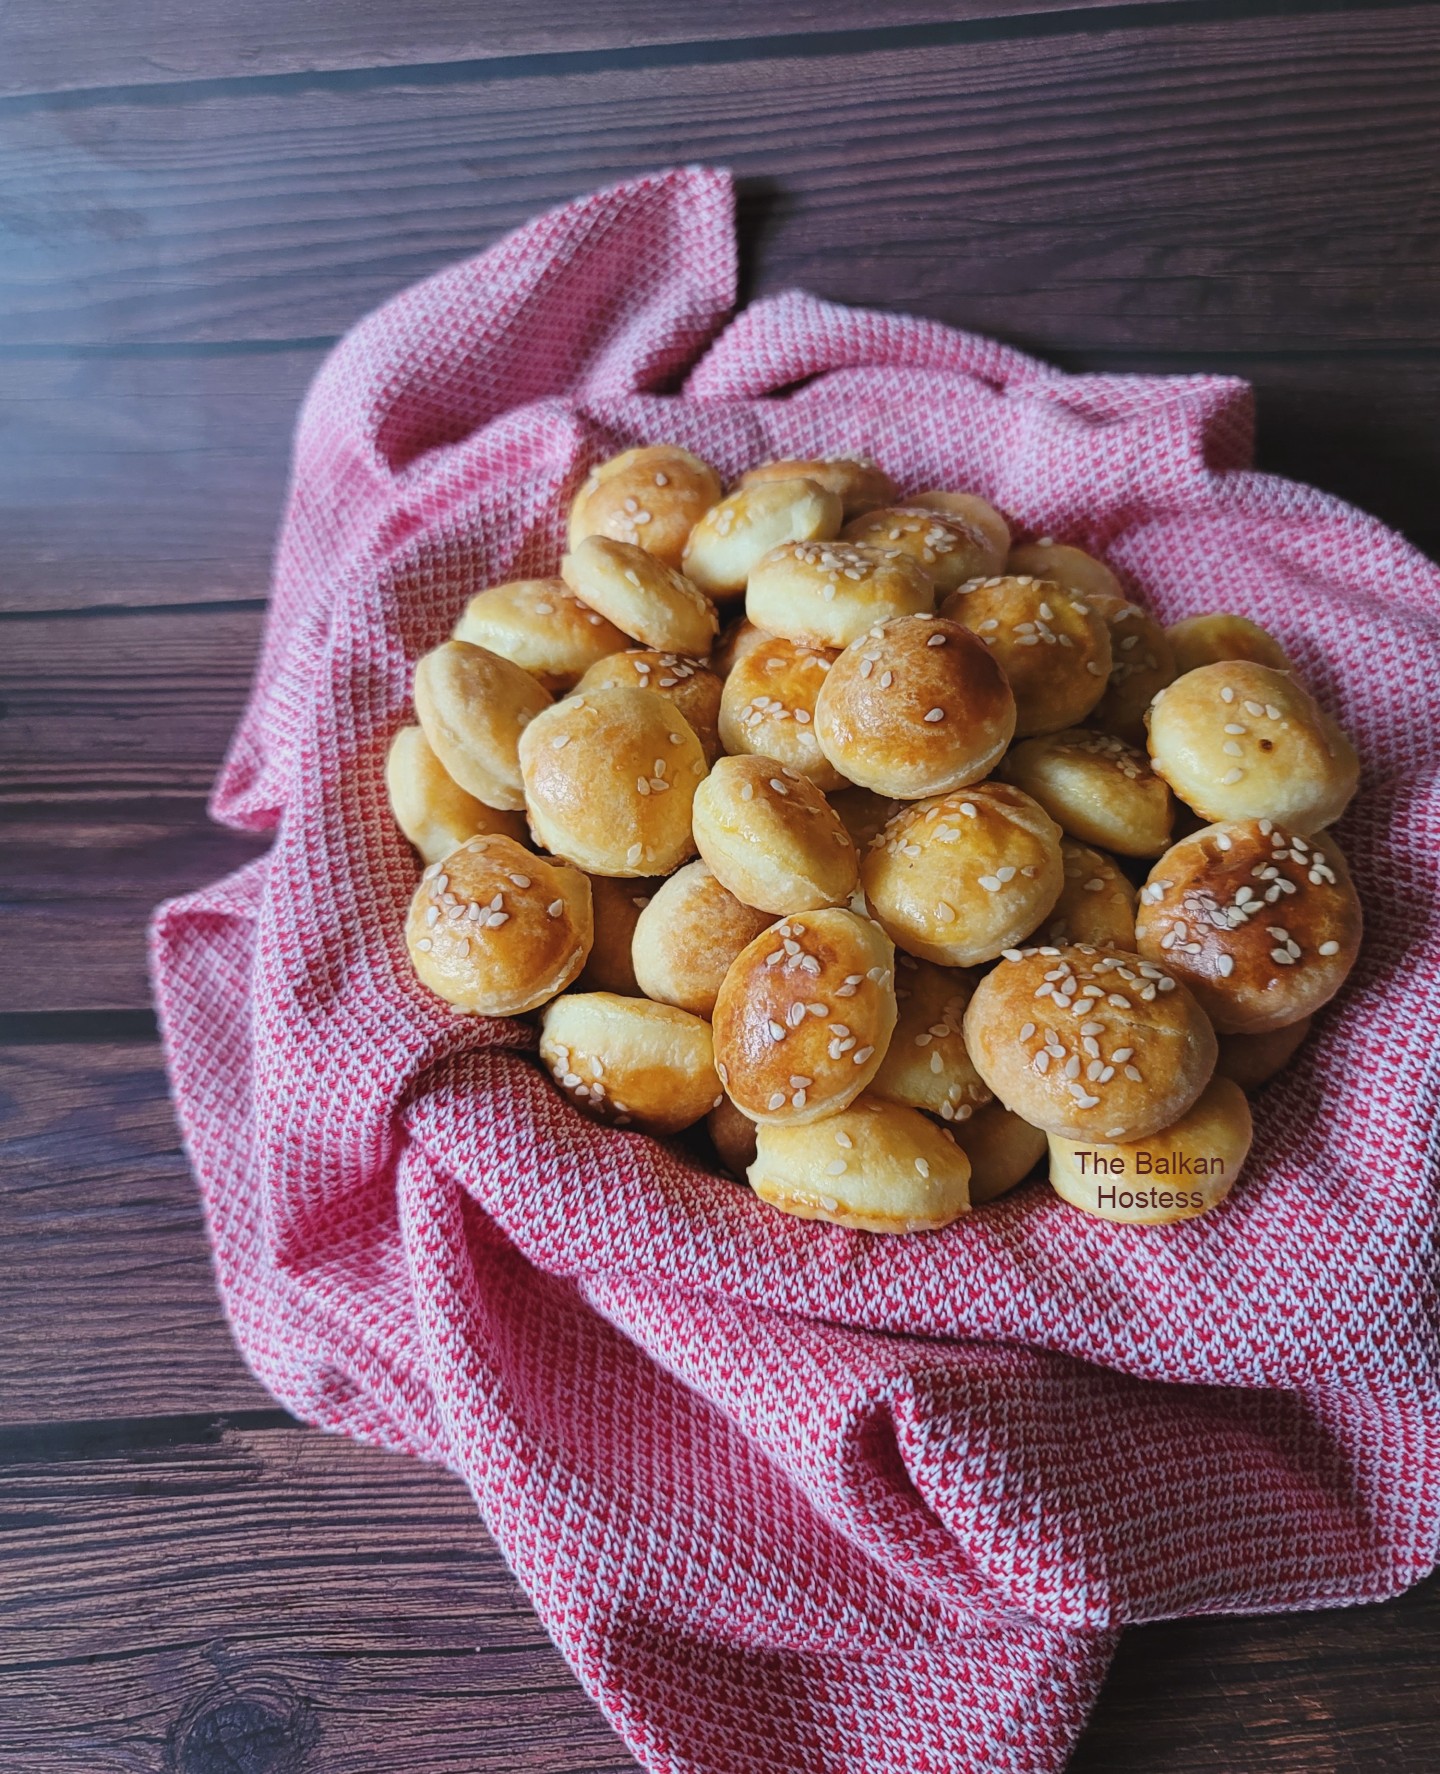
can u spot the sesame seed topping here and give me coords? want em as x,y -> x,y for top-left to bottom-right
853,1046 -> 875,1064
915,1158 -> 931,1178
1221,768 -> 1244,784
1318,940 -> 1340,956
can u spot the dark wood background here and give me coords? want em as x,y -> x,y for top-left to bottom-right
3,3 -> 1438,1768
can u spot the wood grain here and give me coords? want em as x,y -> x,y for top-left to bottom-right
2,9 -> 1435,351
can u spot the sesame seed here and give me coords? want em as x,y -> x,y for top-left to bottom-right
826,1158 -> 848,1175
768,1020 -> 786,1041
924,707 -> 946,722
915,1158 -> 931,1178
1221,768 -> 1244,784
1221,686 -> 1236,703
767,1091 -> 786,1111
1223,741 -> 1243,757
1318,940 -> 1340,956
978,875 -> 1002,892
853,1046 -> 875,1064
927,632 -> 947,647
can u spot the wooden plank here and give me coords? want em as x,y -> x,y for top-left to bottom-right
0,10 -> 1436,351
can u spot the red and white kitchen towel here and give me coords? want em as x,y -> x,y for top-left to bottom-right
151,167 -> 1440,1772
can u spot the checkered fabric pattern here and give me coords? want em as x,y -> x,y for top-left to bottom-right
151,167 -> 1440,1773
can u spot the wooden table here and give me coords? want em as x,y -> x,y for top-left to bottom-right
3,4 -> 1438,1768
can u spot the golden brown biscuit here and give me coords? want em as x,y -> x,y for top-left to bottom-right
861,783 -> 1064,967
1007,540 -> 1125,606
814,614 -> 1016,798
944,576 -> 1113,737
745,539 -> 935,649
963,944 -> 1218,1142
718,633 -> 846,790
1048,1076 -> 1251,1223
707,1094 -> 759,1178
871,955 -> 991,1125
908,491 -> 1010,572
748,1094 -> 970,1232
952,1102 -> 1048,1203
1215,1016 -> 1312,1091
1166,613 -> 1291,677
561,536 -> 718,656
713,908 -> 897,1124
693,755 -> 859,916
406,835 -> 591,1016
518,687 -> 706,877
998,727 -> 1174,858
1036,840 -> 1139,948
539,992 -> 719,1136
738,456 -> 895,519
1135,820 -> 1361,1035
682,479 -> 844,601
711,616 -> 768,678
574,649 -> 723,763
1086,596 -> 1177,742
451,577 -> 627,692
578,874 -> 659,996
1145,662 -> 1359,832
841,506 -> 996,593
413,639 -> 553,812
631,861 -> 775,1017
828,785 -> 900,852
568,443 -> 722,567
385,725 -> 528,864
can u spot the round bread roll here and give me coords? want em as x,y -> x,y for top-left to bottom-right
386,725 -> 527,864
578,873 -> 658,996
745,539 -> 935,649
829,784 -> 899,852
631,861 -> 775,1017
539,992 -> 719,1137
718,633 -> 846,790
814,614 -> 1016,798
682,478 -> 844,601
451,577 -> 627,692
943,576 -> 1113,737
406,835 -> 591,1016
1006,540 -> 1125,607
1166,613 -> 1291,677
1087,597 -> 1177,742
908,491 -> 1010,572
1145,662 -> 1359,832
713,908 -> 897,1124
518,686 -> 706,877
1036,840 -> 1139,949
413,639 -> 552,811
1216,1015 -> 1312,1091
1135,820 -> 1361,1035
561,536 -> 718,656
712,616 -> 768,678
861,783 -> 1064,967
1048,1075 -> 1252,1224
738,456 -> 895,519
841,506 -> 997,593
963,944 -> 1218,1142
952,1103 -> 1048,1204
568,443 -> 722,567
693,756 -> 858,916
999,727 -> 1174,858
747,1095 -> 970,1233
574,649 -> 723,763
707,1095 -> 759,1178
871,955 -> 991,1125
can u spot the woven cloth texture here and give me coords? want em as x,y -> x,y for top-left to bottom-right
151,166 -> 1440,1774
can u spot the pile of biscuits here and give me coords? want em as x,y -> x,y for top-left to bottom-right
391,444 -> 1362,1230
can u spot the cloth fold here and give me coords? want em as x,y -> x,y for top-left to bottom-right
152,166 -> 1440,1773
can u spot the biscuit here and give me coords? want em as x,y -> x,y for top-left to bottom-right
745,539 -> 935,649
738,456 -> 895,519
539,991 -> 720,1136
963,944 -> 1218,1142
631,860 -> 775,1017
693,756 -> 859,915
568,443 -> 722,567
1166,613 -> 1290,677
718,632 -> 846,790
562,536 -> 718,657
952,1103 -> 1048,1203
518,686 -> 706,876
1135,820 -> 1361,1034
713,908 -> 897,1124
998,727 -> 1174,857
814,614 -> 1015,798
451,577 -> 627,692
828,785 -> 900,852
1006,540 -> 1125,606
682,478 -> 844,600
860,783 -> 1064,966
1215,1016 -> 1312,1091
841,506 -> 997,592
1086,597 -> 1177,743
386,725 -> 527,864
707,1094 -> 759,1178
1036,840 -> 1139,949
908,491 -> 1010,573
578,874 -> 659,996
747,1095 -> 970,1233
413,639 -> 553,811
944,576 -> 1113,737
406,835 -> 591,1016
1048,1076 -> 1251,1223
574,649 -> 723,763
1145,662 -> 1359,832
871,955 -> 991,1125
712,616 -> 769,678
